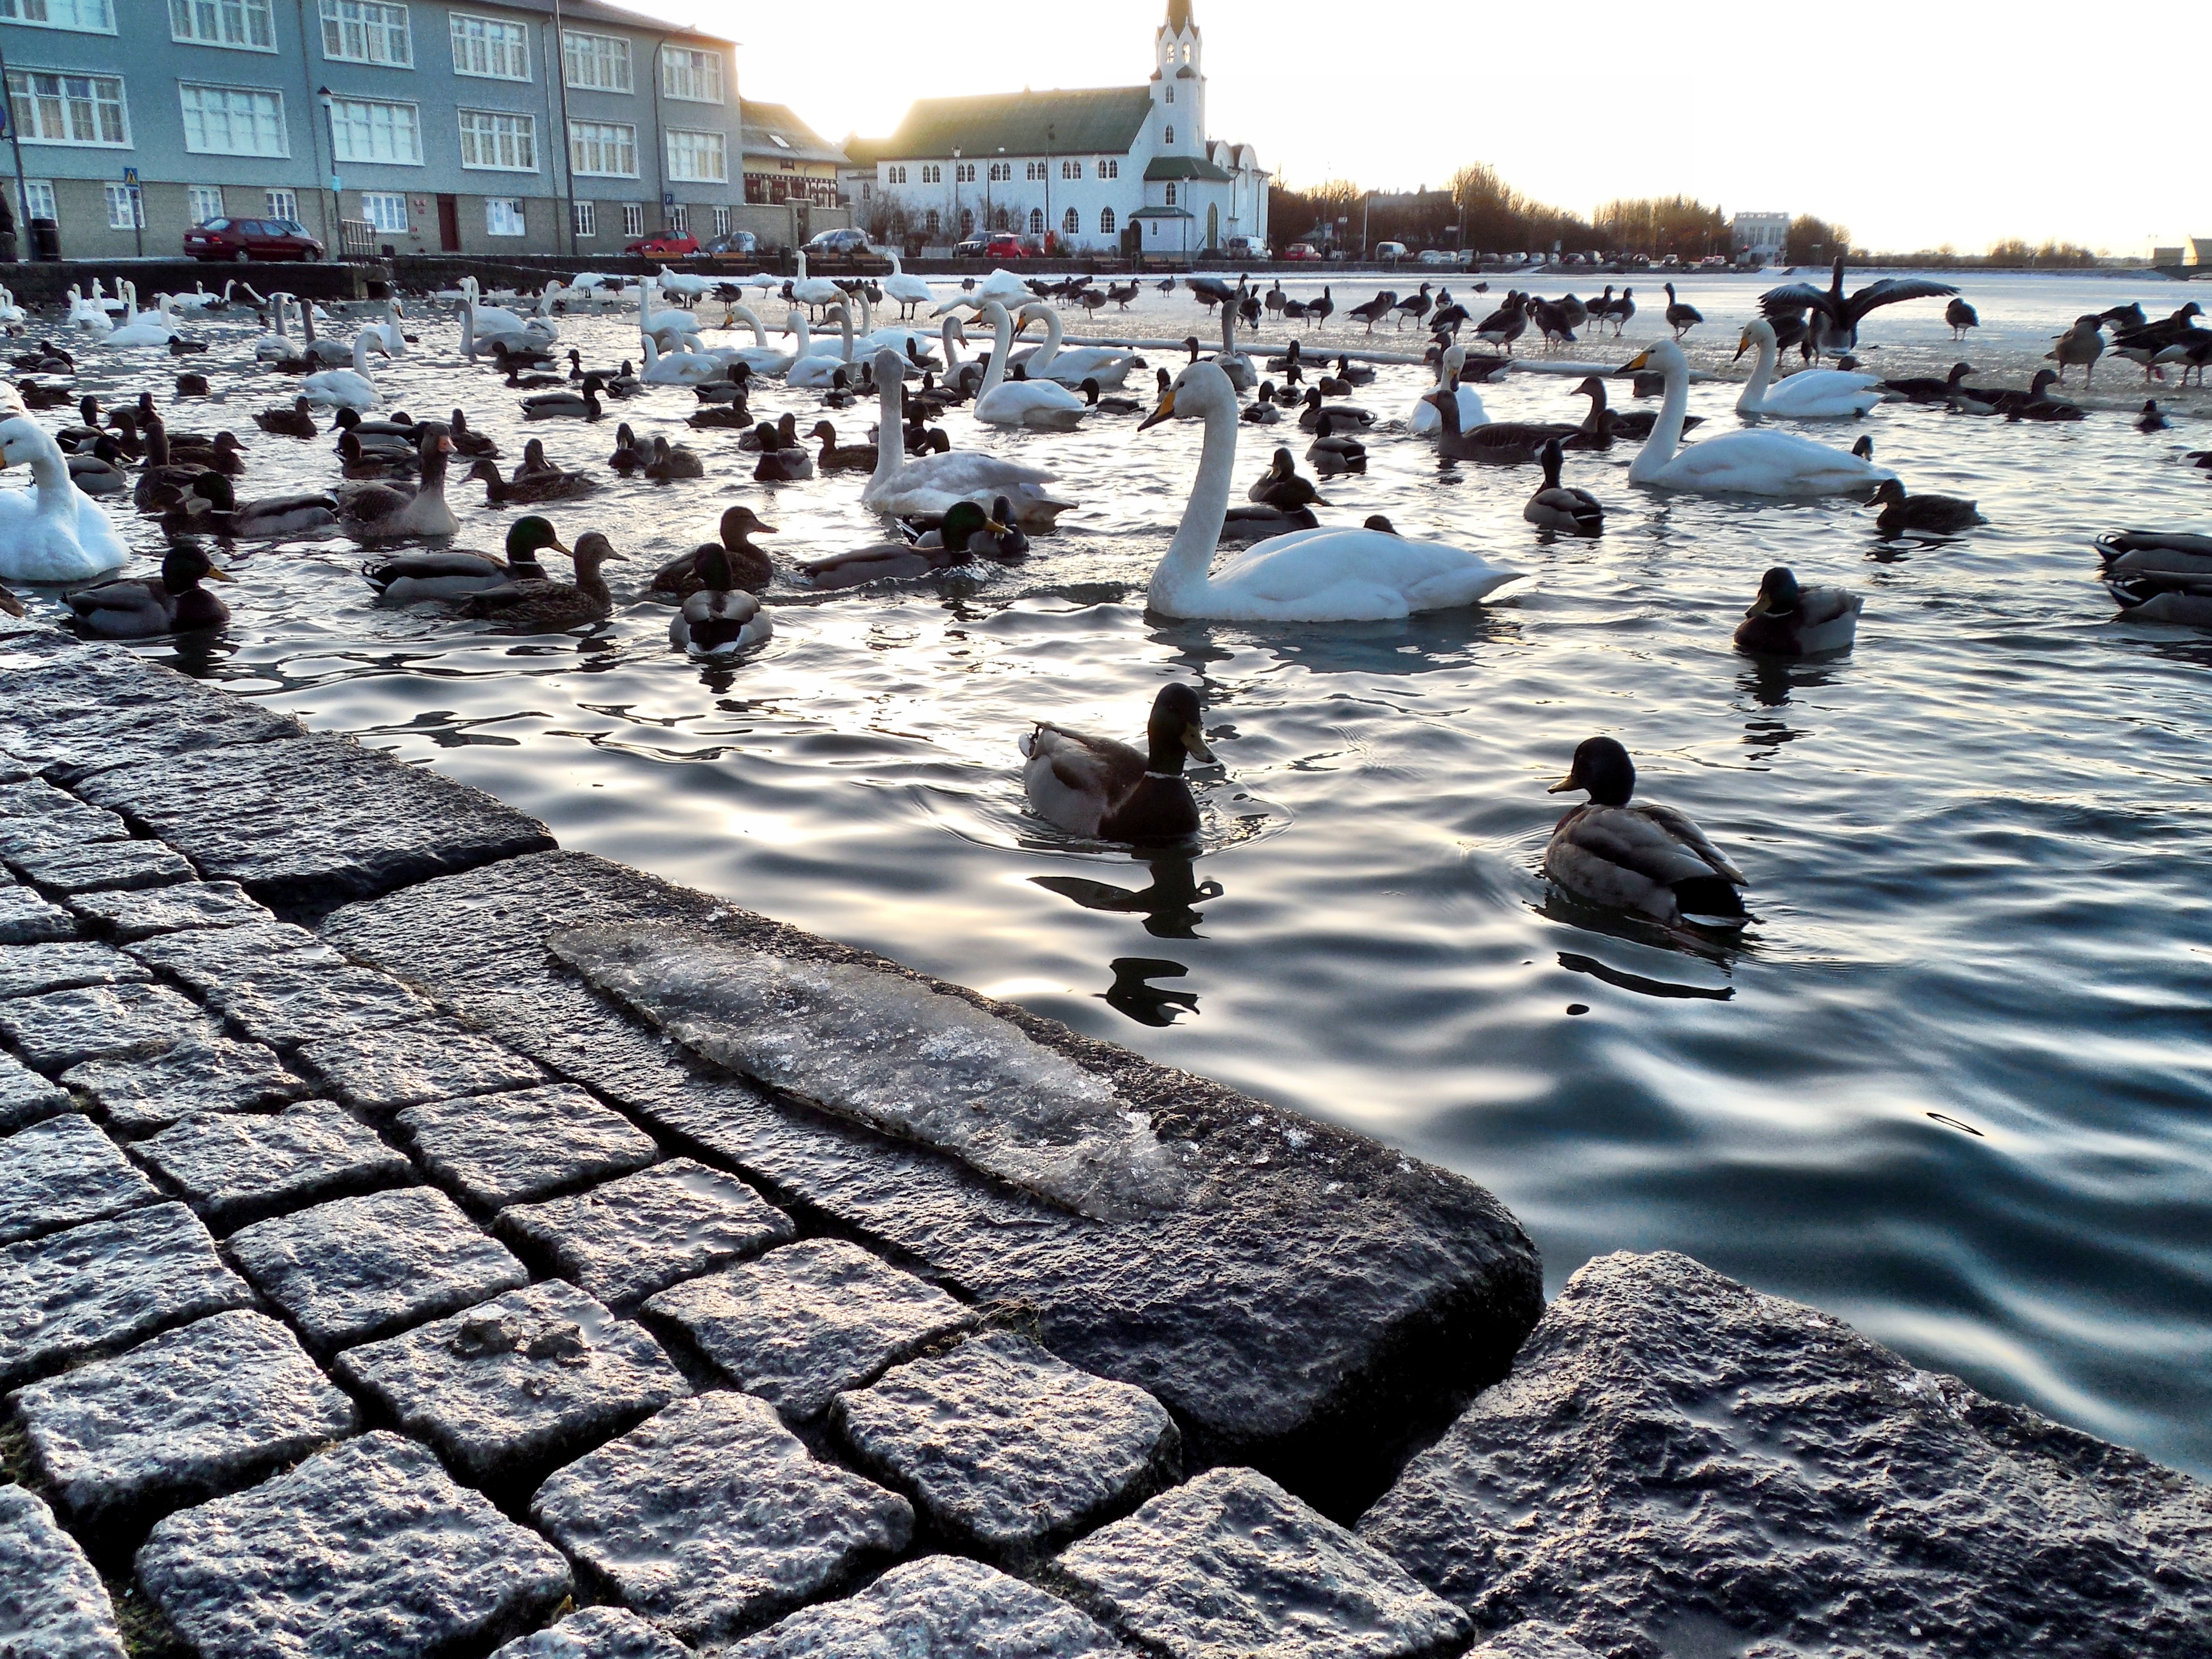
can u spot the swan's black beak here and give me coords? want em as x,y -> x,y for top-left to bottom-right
1614,350 -> 1652,377
1138,386 -> 1178,431
1182,724 -> 1215,763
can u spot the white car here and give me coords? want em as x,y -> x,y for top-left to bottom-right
1416,248 -> 1456,266
1376,241 -> 1409,262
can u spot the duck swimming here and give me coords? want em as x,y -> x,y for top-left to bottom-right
1021,683 -> 1214,843
801,500 -> 1004,590
459,530 -> 623,632
363,514 -> 567,605
169,472 -> 340,539
1523,439 -> 1603,536
651,506 -> 777,597
1544,736 -> 1748,927
669,543 -> 771,656
1732,566 -> 1862,657
66,542 -> 231,637
1870,478 -> 1979,535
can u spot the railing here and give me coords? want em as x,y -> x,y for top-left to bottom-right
339,219 -> 380,261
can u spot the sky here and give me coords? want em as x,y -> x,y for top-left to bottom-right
653,0 -> 2193,257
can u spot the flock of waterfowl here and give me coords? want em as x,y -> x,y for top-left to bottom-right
0,256 -> 2203,930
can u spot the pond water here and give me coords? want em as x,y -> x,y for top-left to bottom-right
29,266 -> 2212,1477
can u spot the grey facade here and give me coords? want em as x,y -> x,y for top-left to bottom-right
0,0 -> 747,258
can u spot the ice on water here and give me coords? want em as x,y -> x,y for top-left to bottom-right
548,924 -> 1195,1222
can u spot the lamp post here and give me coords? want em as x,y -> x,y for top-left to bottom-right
951,147 -> 961,245
315,86 -> 340,253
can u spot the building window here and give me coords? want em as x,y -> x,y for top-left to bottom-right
457,108 -> 534,170
561,29 -> 629,92
622,201 -> 643,237
1163,125 -> 1173,145
1062,206 -> 1078,238
920,164 -> 938,184
485,196 -> 523,235
712,204 -> 729,237
319,0 -> 409,66
1061,159 -> 1080,180
187,183 -> 224,223
1101,158 -> 1118,179
361,190 -> 407,231
989,204 -> 1006,232
1026,208 -> 1041,235
0,0 -> 115,33
960,207 -> 975,236
953,162 -> 973,183
169,0 -> 271,49
659,46 -> 719,103
567,118 -> 634,177
887,164 -> 905,184
1099,206 -> 1114,235
5,70 -> 129,146
264,187 -> 297,220
1165,85 -> 1173,103
665,127 -> 723,183
450,13 -> 528,80
665,203 -> 687,232
923,208 -> 938,236
988,161 -> 1008,183
330,96 -> 421,164
1165,183 -> 1179,205
19,179 -> 55,221
103,181 -> 141,229
1024,160 -> 1042,182
571,199 -> 595,237
178,83 -> 283,155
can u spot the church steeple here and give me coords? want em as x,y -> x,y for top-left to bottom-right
1154,0 -> 1203,151
1165,0 -> 1193,30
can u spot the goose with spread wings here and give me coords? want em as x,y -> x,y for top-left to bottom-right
1758,257 -> 1959,358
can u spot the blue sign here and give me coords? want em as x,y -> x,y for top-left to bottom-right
122,166 -> 139,184
661,191 -> 675,208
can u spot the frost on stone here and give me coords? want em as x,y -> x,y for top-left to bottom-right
548,924 -> 1195,1222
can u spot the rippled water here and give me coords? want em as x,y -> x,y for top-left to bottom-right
28,268 -> 2212,1476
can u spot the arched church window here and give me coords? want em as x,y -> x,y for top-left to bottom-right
1029,207 -> 1045,235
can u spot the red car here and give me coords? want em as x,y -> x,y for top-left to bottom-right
625,232 -> 698,257
183,217 -> 325,262
1283,243 -> 1321,261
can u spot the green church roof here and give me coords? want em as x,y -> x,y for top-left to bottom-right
877,87 -> 1155,161
1143,155 -> 1233,183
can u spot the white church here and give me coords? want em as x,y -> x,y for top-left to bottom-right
843,1 -> 1269,258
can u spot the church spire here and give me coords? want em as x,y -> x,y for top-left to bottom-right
1165,0 -> 1193,31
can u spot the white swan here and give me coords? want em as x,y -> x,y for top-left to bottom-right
1619,339 -> 1895,497
1733,319 -> 1883,419
361,297 -> 408,357
640,333 -> 725,385
861,348 -> 1071,527
718,304 -> 796,375
790,252 -> 843,311
787,306 -> 858,388
0,417 -> 130,582
1411,344 -> 1489,436
839,285 -> 937,370
975,304 -> 1087,431
300,333 -> 385,410
884,251 -> 933,319
1016,303 -> 1138,389
656,264 -> 710,300
0,286 -> 23,326
460,276 -> 555,355
105,293 -> 176,349
639,276 -> 702,345
255,294 -> 302,362
1210,306 -> 1257,393
936,269 -> 1032,315
1138,361 -> 1526,622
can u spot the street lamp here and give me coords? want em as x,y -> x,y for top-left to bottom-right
951,147 -> 962,244
315,86 -> 340,252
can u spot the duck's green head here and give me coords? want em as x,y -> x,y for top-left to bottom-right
1745,567 -> 1803,619
508,516 -> 570,561
695,543 -> 735,591
1549,736 -> 1635,807
937,500 -> 994,549
1146,683 -> 1214,767
163,541 -> 229,590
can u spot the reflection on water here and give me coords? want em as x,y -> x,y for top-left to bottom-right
39,270 -> 2212,1481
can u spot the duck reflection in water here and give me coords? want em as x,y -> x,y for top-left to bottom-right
1030,850 -> 1223,940
1103,956 -> 1200,1027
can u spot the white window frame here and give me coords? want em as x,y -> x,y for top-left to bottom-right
1164,125 -> 1173,145
663,126 -> 724,184
1164,182 -> 1176,205
5,69 -> 131,147
561,29 -> 629,93
920,164 -> 938,184
621,200 -> 642,237
484,195 -> 523,236
1028,207 -> 1044,235
360,190 -> 408,231
571,199 -> 595,237
666,202 -> 687,234
1165,84 -> 1173,103
712,203 -> 728,237
1099,206 -> 1115,235
264,187 -> 297,221
169,0 -> 273,51
1101,158 -> 1118,179
456,107 -> 534,171
103,180 -> 142,230
178,82 -> 286,158
1061,159 -> 1080,180
19,180 -> 56,221
329,95 -> 422,165
319,0 -> 411,67
187,183 -> 225,224
658,45 -> 719,103
566,117 -> 635,178
0,0 -> 115,35
449,12 -> 528,81
953,162 -> 973,183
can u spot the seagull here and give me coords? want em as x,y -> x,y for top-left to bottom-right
1759,257 -> 1959,357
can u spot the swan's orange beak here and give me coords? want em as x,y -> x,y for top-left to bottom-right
1138,385 -> 1178,431
1615,349 -> 1652,376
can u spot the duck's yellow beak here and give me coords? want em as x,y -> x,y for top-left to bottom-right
204,563 -> 234,582
1138,386 -> 1178,431
1743,592 -> 1775,617
548,537 -> 573,556
1182,724 -> 1214,763
1545,770 -> 1581,794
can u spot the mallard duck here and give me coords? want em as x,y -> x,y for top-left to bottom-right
66,542 -> 231,636
364,514 -> 567,605
1306,412 -> 1367,475
1871,478 -> 1978,535
1523,439 -> 1603,536
801,500 -> 1003,590
459,530 -> 623,632
1020,683 -> 1214,843
254,398 -> 319,439
692,364 -> 752,405
1733,566 -> 1861,657
165,472 -> 339,539
669,543 -> 771,656
689,402 -> 755,430
2137,400 -> 2169,434
1248,448 -> 1328,511
807,421 -> 876,472
2109,580 -> 2212,628
174,371 -> 211,399
650,506 -> 776,597
338,425 -> 456,540
1544,738 -> 1747,926
911,495 -> 1026,559
471,441 -> 593,507
66,438 -> 129,497
167,429 -> 246,476
1218,502 -> 1317,544
448,408 -> 499,458
644,436 -> 705,481
740,411 -> 801,453
608,423 -> 646,473
340,431 -> 417,479
754,424 -> 815,482
1299,387 -> 1374,430
1330,354 -> 1375,386
521,377 -> 603,421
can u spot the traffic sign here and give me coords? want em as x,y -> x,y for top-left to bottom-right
661,192 -> 675,208
122,166 -> 138,184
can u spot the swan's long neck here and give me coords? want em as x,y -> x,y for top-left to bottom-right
795,252 -> 809,285
1629,360 -> 1689,483
870,364 -> 904,496
940,314 -> 963,370
852,287 -> 873,338
790,310 -> 812,354
26,428 -> 73,511
1150,394 -> 1237,611
353,333 -> 374,375
1738,333 -> 1776,412
1220,308 -> 1237,358
1036,305 -> 1064,373
979,305 -> 1012,398
732,304 -> 766,348
832,305 -> 854,361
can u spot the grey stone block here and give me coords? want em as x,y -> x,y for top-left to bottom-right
0,1202 -> 252,1388
0,788 -> 128,853
726,1555 -> 1122,1659
138,1100 -> 413,1229
1466,1626 -> 1598,1659
0,644 -> 298,786
136,1430 -> 572,1659
0,1112 -> 159,1244
0,1484 -> 127,1659
0,1044 -> 72,1132
834,1332 -> 1181,1564
531,1390 -> 913,1645
127,919 -> 339,976
131,923 -> 435,1049
1358,1249 -> 2212,1659
229,1186 -> 528,1352
0,981 -> 219,1073
299,1021 -> 544,1113
338,1279 -> 685,1486
65,1036 -> 307,1134
78,733 -> 557,909
0,881 -> 75,944
397,1084 -> 657,1209
65,879 -> 272,940
647,1239 -> 973,1421
1053,1467 -> 1471,1659
490,1607 -> 691,1659
4,837 -> 196,895
0,940 -> 150,1000
497,1157 -> 793,1308
14,1308 -> 359,1529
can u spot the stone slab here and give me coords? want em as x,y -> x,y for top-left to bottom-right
3,836 -> 197,895
497,1156 -> 793,1308
65,879 -> 272,940
299,1021 -> 545,1113
65,1036 -> 308,1135
137,1430 -> 573,1659
78,732 -> 557,910
834,1331 -> 1181,1564
127,919 -> 339,975
0,940 -> 150,1000
0,881 -> 75,944
0,1044 -> 73,1132
0,1484 -> 127,1659
726,1555 -> 1122,1659
1053,1467 -> 1470,1659
138,1100 -> 414,1230
14,1308 -> 360,1530
0,1112 -> 159,1244
647,1238 -> 973,1421
0,1202 -> 252,1389
229,1186 -> 528,1352
0,808 -> 127,861
0,981 -> 220,1073
531,1390 -> 913,1646
397,1083 -> 657,1209
321,852 -> 1544,1511
130,924 -> 435,1050
0,644 -> 299,786
1466,1626 -> 1598,1659
1358,1250 -> 2212,1659
337,1279 -> 686,1487
0,775 -> 124,829
491,1607 -> 691,1659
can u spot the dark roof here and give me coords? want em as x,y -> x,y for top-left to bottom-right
876,87 -> 1154,160
1166,0 -> 1194,31
740,100 -> 848,167
1132,204 -> 1193,219
1144,155 -> 1232,183
476,0 -> 731,46
841,133 -> 890,168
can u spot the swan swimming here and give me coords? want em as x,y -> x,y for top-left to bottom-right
1733,319 -> 1884,419
1617,339 -> 1894,498
0,417 -> 131,582
861,348 -> 1071,527
974,304 -> 1087,430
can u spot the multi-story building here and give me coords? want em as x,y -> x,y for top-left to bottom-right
0,0 -> 750,258
1730,212 -> 1790,264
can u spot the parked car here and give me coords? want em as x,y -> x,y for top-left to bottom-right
957,233 -> 1032,259
626,231 -> 698,257
183,217 -> 324,262
690,231 -> 758,258
1283,243 -> 1321,262
1223,235 -> 1268,260
1416,248 -> 1457,266
803,228 -> 872,256
1375,241 -> 1409,263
